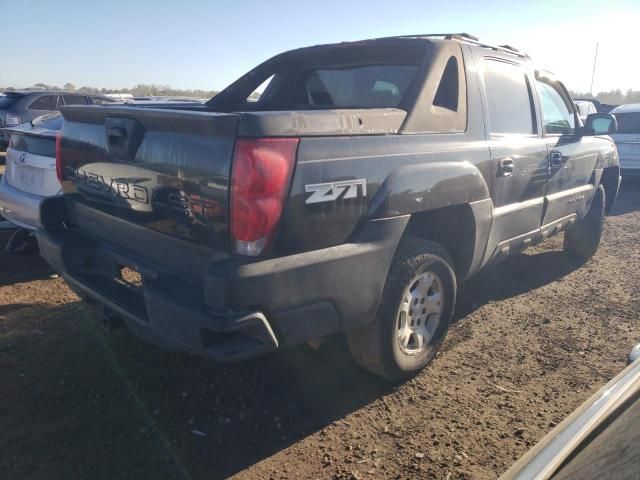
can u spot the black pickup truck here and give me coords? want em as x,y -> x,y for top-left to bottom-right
37,34 -> 621,381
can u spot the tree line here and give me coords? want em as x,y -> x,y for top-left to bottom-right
3,83 -> 640,106
569,89 -> 640,105
2,83 -> 219,99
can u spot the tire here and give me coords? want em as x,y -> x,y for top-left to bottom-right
564,184 -> 605,260
347,236 -> 457,382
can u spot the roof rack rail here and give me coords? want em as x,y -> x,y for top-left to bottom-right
377,33 -> 529,59
498,44 -> 520,52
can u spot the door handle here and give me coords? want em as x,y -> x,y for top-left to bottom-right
549,150 -> 565,167
498,158 -> 514,177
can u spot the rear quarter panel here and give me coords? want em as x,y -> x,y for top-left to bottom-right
275,134 -> 492,254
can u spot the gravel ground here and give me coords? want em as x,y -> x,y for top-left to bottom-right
0,183 -> 639,480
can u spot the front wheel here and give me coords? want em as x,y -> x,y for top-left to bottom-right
347,237 -> 457,382
564,184 -> 605,260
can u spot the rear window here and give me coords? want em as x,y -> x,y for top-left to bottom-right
32,112 -> 63,130
614,112 -> 640,134
293,65 -> 418,108
62,95 -> 88,106
0,95 -> 20,108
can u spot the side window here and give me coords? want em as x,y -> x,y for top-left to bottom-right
536,79 -> 575,135
62,95 -> 88,106
404,48 -> 467,134
28,95 -> 57,111
433,56 -> 459,112
482,59 -> 535,135
247,74 -> 276,103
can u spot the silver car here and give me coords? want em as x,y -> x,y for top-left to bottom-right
574,99 -> 598,123
610,103 -> 640,179
0,113 -> 62,230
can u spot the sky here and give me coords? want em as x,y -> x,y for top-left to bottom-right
2,0 -> 640,94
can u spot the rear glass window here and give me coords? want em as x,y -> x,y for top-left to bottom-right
433,56 -> 459,112
62,95 -> 88,105
247,74 -> 276,102
28,95 -> 57,111
0,95 -> 20,108
293,64 -> 418,108
32,112 -> 63,130
614,112 -> 640,134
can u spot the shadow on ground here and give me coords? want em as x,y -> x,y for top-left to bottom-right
0,246 -> 591,480
455,249 -> 582,321
0,299 -> 392,480
0,230 -> 53,287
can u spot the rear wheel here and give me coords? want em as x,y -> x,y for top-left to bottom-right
347,237 -> 456,382
564,184 -> 605,260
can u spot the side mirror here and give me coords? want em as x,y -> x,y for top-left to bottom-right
583,113 -> 618,135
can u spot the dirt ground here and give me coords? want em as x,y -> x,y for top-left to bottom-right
1,183 -> 639,480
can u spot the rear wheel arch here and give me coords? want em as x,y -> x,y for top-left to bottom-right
404,203 -> 478,279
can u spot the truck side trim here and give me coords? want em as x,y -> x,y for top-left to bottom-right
237,109 -> 407,137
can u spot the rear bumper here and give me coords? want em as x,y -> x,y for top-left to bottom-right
0,174 -> 44,230
36,211 -> 408,361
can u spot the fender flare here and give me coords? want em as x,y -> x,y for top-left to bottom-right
368,161 -> 491,218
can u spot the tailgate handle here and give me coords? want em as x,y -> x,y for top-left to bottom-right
107,127 -> 127,147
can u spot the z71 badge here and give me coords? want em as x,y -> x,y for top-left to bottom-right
305,179 -> 367,204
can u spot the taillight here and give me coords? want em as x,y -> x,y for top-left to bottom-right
55,132 -> 63,182
5,112 -> 21,127
230,137 -> 299,256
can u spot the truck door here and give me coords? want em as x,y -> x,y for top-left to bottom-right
480,57 -> 548,250
534,76 -> 598,227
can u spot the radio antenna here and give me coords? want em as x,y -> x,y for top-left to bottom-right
589,42 -> 599,97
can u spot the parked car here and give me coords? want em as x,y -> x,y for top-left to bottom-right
0,90 -> 115,149
0,113 -> 62,251
38,33 -> 620,382
610,103 -> 640,179
574,99 -> 598,123
502,342 -> 640,479
129,96 -> 205,103
573,97 -> 617,114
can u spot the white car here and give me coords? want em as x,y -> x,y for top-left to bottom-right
0,113 -> 62,231
574,99 -> 598,123
610,103 -> 640,179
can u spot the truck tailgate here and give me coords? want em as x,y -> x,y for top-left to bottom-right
58,105 -> 238,256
